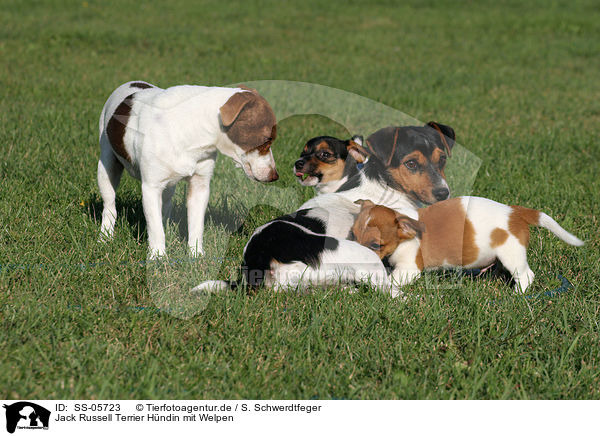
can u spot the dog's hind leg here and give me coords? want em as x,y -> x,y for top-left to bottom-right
495,240 -> 535,293
98,140 -> 124,241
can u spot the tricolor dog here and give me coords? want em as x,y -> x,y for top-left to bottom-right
196,122 -> 455,294
351,197 -> 584,291
294,135 -> 365,194
97,81 -> 278,258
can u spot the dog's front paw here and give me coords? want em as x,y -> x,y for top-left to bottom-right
188,245 -> 205,258
148,247 -> 167,260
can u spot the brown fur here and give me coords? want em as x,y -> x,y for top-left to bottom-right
313,141 -> 346,183
431,147 -> 447,176
106,94 -> 134,163
490,227 -> 509,248
352,200 -> 424,260
353,198 -> 480,268
417,199 -> 479,267
219,90 -> 277,153
508,206 -> 540,246
415,247 -> 424,271
388,150 -> 438,205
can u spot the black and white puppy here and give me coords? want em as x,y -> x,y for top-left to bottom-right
294,135 -> 365,194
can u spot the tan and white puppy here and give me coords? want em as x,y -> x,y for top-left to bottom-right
352,197 -> 584,291
97,81 -> 278,258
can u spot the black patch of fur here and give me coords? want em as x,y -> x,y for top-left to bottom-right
242,220 -> 339,287
277,209 -> 326,235
130,81 -> 154,89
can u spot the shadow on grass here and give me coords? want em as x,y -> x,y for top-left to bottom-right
85,192 -> 286,251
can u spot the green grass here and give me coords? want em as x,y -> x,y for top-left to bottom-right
1,0 -> 599,399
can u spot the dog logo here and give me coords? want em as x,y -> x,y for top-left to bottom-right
2,402 -> 50,434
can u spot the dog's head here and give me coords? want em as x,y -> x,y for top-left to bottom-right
219,86 -> 278,182
351,199 -> 424,259
293,135 -> 367,192
361,121 -> 455,206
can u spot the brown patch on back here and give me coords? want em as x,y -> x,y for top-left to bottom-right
417,198 -> 479,267
129,82 -> 154,89
490,228 -> 509,248
508,206 -> 540,246
106,94 -> 134,162
220,90 -> 277,152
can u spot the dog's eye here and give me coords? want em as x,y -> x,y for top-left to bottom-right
439,155 -> 447,167
404,160 -> 418,170
318,151 -> 333,160
370,242 -> 381,250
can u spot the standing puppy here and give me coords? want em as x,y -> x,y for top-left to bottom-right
97,81 -> 278,258
352,197 -> 584,291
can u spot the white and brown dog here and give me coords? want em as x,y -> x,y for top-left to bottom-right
97,81 -> 278,258
352,197 -> 584,291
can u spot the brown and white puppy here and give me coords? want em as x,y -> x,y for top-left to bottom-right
294,135 -> 366,194
97,81 -> 278,258
352,197 -> 584,291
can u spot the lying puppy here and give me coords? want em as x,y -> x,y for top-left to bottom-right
294,135 -> 364,194
97,81 -> 278,258
241,217 -> 393,292
351,197 -> 584,291
196,201 -> 398,296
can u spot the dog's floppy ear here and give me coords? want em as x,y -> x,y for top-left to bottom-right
236,84 -> 259,94
220,91 -> 254,127
426,121 -> 455,156
347,137 -> 370,163
365,126 -> 402,166
354,199 -> 376,209
351,135 -> 364,146
395,215 -> 425,239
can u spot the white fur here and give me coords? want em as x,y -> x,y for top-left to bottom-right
264,223 -> 399,297
387,196 -> 583,292
97,81 -> 277,258
314,175 -> 349,194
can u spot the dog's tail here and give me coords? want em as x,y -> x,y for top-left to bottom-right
538,212 -> 584,246
514,206 -> 584,246
191,280 -> 238,293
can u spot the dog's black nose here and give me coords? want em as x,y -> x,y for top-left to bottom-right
294,159 -> 304,170
433,187 -> 450,201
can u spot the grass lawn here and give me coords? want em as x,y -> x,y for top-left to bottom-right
1,0 -> 599,399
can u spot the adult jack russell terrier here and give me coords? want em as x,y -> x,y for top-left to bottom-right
97,81 -> 278,258
351,197 -> 584,291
